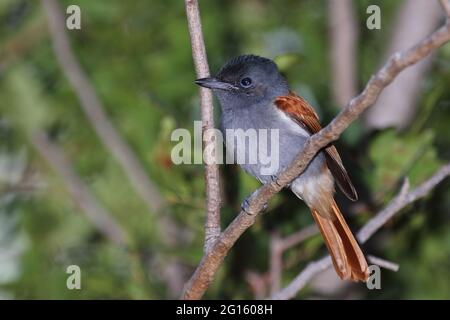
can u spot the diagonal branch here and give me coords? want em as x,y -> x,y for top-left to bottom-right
367,255 -> 400,272
271,164 -> 450,299
269,226 -> 318,294
267,226 -> 399,294
269,232 -> 283,294
279,225 -> 319,251
185,0 -> 222,253
181,17 -> 450,300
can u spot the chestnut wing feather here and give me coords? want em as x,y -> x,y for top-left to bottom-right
274,92 -> 358,201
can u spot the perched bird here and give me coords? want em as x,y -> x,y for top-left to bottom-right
195,55 -> 369,281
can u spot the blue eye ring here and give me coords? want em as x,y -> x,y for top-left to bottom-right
240,77 -> 252,88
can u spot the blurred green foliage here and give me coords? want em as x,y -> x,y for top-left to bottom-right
0,0 -> 449,299
368,129 -> 441,200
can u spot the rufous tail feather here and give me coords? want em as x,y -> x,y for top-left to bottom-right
310,199 -> 369,281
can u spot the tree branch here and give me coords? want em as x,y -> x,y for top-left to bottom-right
367,255 -> 400,272
269,226 -> 400,291
358,178 -> 410,243
279,225 -> 319,251
271,164 -> 450,299
269,225 -> 318,294
269,232 -> 283,294
181,17 -> 450,300
268,225 -> 319,294
184,0 -> 221,252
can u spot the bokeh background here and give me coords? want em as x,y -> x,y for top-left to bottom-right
0,0 -> 449,299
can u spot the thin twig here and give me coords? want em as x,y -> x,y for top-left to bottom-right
261,224 -> 322,294
358,178 -> 410,243
269,227 -> 400,291
270,163 -> 450,299
269,225 -> 318,294
269,232 -> 283,294
184,0 -> 221,253
181,19 -> 450,300
280,225 -> 319,251
367,255 -> 400,272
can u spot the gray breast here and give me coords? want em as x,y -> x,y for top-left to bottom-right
220,102 -> 321,183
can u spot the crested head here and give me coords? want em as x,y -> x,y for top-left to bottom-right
195,54 -> 289,111
216,55 -> 276,81
215,55 -> 287,92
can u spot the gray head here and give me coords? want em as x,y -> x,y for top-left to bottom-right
195,55 -> 289,110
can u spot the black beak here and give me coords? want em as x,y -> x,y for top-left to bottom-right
195,77 -> 238,91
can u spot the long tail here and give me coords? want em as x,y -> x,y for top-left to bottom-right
310,199 -> 369,281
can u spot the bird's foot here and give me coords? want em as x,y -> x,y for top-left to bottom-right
241,189 -> 268,215
269,174 -> 283,187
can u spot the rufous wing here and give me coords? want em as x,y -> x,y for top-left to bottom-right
274,92 -> 358,201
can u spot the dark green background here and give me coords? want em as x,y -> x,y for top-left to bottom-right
0,0 -> 449,299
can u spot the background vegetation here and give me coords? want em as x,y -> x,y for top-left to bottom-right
0,0 -> 449,299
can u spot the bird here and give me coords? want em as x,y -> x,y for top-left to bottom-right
195,54 -> 369,282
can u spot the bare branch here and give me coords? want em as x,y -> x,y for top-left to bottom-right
181,19 -> 450,300
271,163 -> 450,300
31,131 -> 128,246
280,225 -> 319,251
367,255 -> 400,272
269,232 -> 283,294
268,225 -> 318,294
269,225 -> 318,294
329,0 -> 358,108
272,226 -> 401,294
184,0 -> 221,252
358,178 -> 410,243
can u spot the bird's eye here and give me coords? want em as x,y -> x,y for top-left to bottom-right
240,77 -> 252,88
